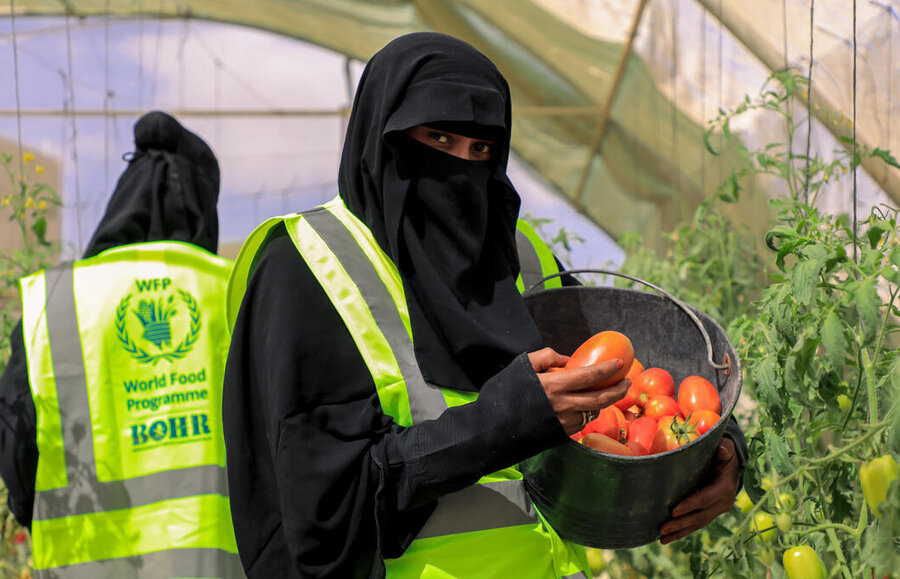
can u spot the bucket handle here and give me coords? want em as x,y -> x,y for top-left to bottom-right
524,269 -> 732,375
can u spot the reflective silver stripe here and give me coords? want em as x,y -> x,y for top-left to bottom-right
562,573 -> 589,579
33,548 -> 244,579
35,264 -> 230,521
303,208 -> 539,538
42,265 -> 95,480
416,480 -> 537,539
303,208 -> 448,422
516,228 -> 544,290
33,464 -> 229,520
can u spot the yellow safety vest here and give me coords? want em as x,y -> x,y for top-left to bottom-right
20,241 -> 244,579
228,198 -> 585,579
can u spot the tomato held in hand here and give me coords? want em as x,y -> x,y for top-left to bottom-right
579,433 -> 634,456
782,545 -> 826,579
685,408 -> 721,435
643,395 -> 680,421
565,331 -> 634,388
582,406 -> 627,442
630,368 -> 675,407
677,375 -> 721,415
650,415 -> 699,453
626,416 -> 658,454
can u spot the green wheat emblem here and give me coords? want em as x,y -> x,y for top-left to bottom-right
116,290 -> 202,365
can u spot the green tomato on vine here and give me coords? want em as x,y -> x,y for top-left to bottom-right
860,454 -> 899,518
783,545 -> 826,579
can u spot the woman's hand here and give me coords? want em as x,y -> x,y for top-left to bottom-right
528,347 -> 630,436
658,437 -> 741,544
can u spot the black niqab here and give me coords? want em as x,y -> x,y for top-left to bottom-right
83,110 -> 220,258
338,32 -> 543,391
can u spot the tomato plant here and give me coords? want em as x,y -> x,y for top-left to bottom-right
605,71 -> 899,579
565,330 -> 634,387
677,376 -> 721,416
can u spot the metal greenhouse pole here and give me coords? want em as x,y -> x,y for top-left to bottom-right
571,0 -> 651,209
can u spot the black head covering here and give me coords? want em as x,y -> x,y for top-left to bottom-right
83,111 -> 220,258
338,32 -> 543,391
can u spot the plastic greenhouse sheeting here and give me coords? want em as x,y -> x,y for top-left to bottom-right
2,0 -> 897,253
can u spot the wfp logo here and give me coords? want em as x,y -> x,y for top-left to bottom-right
115,277 -> 202,365
131,412 -> 211,447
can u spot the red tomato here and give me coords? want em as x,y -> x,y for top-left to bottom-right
580,433 -> 634,456
613,358 -> 646,411
565,331 -> 635,388
626,358 -> 645,379
630,368 -> 675,408
650,415 -> 699,453
625,440 -> 649,456
583,406 -> 627,442
626,416 -> 658,453
643,395 -> 680,421
685,409 -> 720,435
678,376 -> 722,415
623,407 -> 641,423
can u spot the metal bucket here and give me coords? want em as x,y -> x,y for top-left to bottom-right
519,272 -> 742,549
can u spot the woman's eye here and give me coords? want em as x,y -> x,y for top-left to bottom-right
473,142 -> 491,154
429,132 -> 449,144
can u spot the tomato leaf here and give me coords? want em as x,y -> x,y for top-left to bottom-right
791,245 -> 828,306
821,310 -> 845,370
866,220 -> 892,248
766,433 -> 793,477
754,357 -> 784,427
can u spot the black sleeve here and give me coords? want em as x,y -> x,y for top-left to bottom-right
223,230 -> 565,579
0,321 -> 38,529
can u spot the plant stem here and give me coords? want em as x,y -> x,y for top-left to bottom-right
861,347 -> 878,424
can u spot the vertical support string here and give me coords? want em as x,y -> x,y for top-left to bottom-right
700,2 -> 707,197
671,0 -> 681,221
9,0 -> 25,179
64,4 -> 84,253
852,0 -> 858,265
104,0 -> 111,196
804,0 -> 815,203
138,0 -> 144,111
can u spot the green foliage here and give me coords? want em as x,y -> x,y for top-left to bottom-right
0,150 -> 61,577
599,71 -> 899,579
520,211 -> 586,271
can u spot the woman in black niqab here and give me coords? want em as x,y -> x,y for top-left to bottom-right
223,32 -> 609,579
339,32 -> 543,392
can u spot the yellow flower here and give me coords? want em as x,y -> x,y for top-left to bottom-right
1,197 -> 10,207
35,165 -> 44,174
38,200 -> 47,210
24,197 -> 34,208
23,151 -> 34,164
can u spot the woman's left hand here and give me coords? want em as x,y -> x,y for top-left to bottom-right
658,437 -> 740,544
